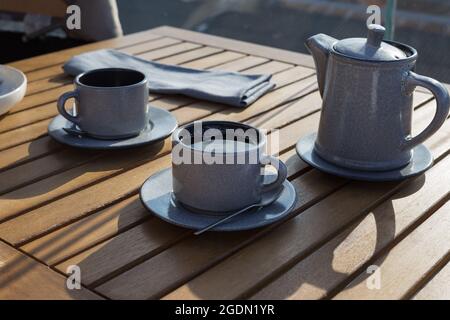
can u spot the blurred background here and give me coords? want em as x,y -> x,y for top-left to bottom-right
1,0 -> 449,81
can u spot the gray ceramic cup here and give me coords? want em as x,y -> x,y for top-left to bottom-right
171,121 -> 288,213
57,68 -> 149,139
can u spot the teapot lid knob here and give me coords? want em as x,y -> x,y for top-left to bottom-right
367,24 -> 385,48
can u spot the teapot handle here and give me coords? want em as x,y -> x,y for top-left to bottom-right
402,72 -> 450,151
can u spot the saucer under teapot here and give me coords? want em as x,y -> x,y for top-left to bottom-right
297,132 -> 433,181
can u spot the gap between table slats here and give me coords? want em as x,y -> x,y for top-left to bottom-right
411,257 -> 450,300
0,239 -> 102,299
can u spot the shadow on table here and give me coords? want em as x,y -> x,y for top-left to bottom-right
0,133 -> 427,299
0,242 -> 100,300
46,153 -> 426,300
0,113 -> 8,122
184,169 -> 426,299
0,139 -> 166,199
0,142 -> 166,298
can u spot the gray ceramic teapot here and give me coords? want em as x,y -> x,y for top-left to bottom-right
305,24 -> 450,171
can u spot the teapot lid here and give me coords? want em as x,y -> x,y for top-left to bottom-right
334,24 -> 407,61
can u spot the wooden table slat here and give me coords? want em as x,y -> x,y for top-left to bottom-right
0,148 -> 100,195
119,37 -> 181,56
210,56 -> 269,71
0,120 -> 49,152
157,46 -> 223,65
181,51 -> 245,69
334,200 -> 450,300
413,260 -> 450,300
252,147 -> 450,300
56,218 -> 189,287
0,136 -> 61,172
24,38 -> 181,97
96,231 -> 255,299
151,26 -> 315,68
23,34 -> 169,82
138,42 -> 202,61
241,60 -> 294,75
0,103 -> 56,134
20,194 -> 147,266
11,85 -> 75,114
0,240 -> 100,299
9,29 -> 162,72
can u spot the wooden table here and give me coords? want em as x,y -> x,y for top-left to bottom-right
1,26 -> 449,300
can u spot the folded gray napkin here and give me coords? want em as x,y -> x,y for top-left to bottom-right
63,49 -> 275,107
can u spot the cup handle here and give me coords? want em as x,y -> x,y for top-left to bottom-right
402,71 -> 450,150
57,90 -> 80,125
261,155 -> 288,193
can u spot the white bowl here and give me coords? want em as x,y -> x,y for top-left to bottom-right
0,65 -> 27,116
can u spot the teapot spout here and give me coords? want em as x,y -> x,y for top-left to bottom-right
305,34 -> 337,97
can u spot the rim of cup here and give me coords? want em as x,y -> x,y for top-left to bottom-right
75,68 -> 147,89
172,120 -> 266,155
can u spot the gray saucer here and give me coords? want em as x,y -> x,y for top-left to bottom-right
140,168 -> 297,232
48,105 -> 177,150
296,133 -> 433,182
